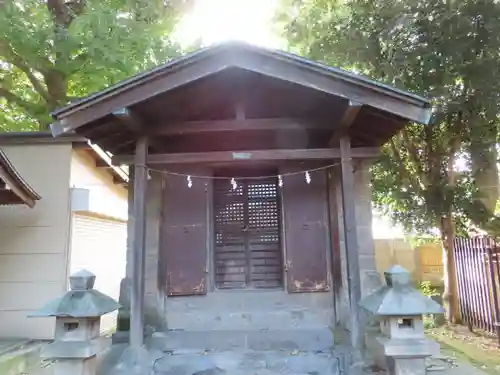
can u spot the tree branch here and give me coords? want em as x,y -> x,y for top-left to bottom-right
424,119 -> 441,188
11,61 -> 50,103
0,41 -> 51,102
0,87 -> 40,115
67,51 -> 89,75
45,0 -> 87,107
401,128 -> 425,180
447,113 -> 463,185
47,0 -> 86,28
389,138 -> 423,194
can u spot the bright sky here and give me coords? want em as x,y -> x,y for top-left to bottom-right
175,0 -> 284,48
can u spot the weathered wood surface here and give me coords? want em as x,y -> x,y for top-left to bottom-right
149,118 -> 332,135
213,178 -> 283,289
329,101 -> 362,147
112,147 -> 380,165
162,173 -> 208,296
52,45 -> 431,136
282,168 -> 330,293
130,136 -> 147,347
339,135 -> 363,350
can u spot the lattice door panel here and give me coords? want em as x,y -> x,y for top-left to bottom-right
214,181 -> 247,289
214,178 -> 283,289
247,181 -> 282,288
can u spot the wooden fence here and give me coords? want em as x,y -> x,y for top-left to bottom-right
453,237 -> 500,343
374,239 -> 443,285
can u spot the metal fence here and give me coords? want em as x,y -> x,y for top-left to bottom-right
453,237 -> 500,343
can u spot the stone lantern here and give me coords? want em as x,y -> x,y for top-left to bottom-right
29,270 -> 121,375
359,265 -> 444,375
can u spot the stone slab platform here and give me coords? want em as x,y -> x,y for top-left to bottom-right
152,350 -> 345,375
94,342 -> 490,375
97,344 -> 351,375
150,328 -> 335,352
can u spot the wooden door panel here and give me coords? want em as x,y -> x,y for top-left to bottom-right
284,170 -> 330,293
213,178 -> 283,289
214,181 -> 248,289
247,180 -> 282,288
163,174 -> 208,296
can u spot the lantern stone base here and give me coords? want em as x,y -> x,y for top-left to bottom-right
367,335 -> 439,374
389,357 -> 426,375
29,270 -> 120,375
49,357 -> 96,375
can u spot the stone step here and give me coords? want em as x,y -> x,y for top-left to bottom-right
166,309 -> 334,331
151,349 -> 351,375
165,290 -> 335,331
149,329 -> 335,352
166,291 -> 333,312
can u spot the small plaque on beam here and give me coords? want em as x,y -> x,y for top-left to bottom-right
232,152 -> 252,160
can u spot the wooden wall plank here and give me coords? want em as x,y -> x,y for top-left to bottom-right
283,168 -> 329,293
162,172 -> 208,296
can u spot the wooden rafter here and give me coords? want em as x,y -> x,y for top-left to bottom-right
329,101 -> 362,147
148,118 -> 332,136
88,143 -> 129,183
51,44 -> 432,136
112,107 -> 143,133
95,159 -> 112,168
111,107 -> 168,152
99,132 -> 135,151
112,147 -> 380,165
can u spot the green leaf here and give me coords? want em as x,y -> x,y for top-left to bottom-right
278,0 -> 500,237
0,0 -> 189,130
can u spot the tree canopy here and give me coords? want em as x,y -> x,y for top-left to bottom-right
0,0 -> 191,131
281,0 -> 500,232
279,0 -> 500,321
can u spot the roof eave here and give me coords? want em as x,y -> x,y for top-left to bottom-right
50,43 -> 432,127
0,149 -> 41,207
0,132 -> 129,186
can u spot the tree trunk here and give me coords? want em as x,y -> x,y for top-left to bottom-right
471,145 -> 499,214
440,215 -> 461,324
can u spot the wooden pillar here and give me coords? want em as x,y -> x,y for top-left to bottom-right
339,135 -> 363,350
130,136 -> 148,347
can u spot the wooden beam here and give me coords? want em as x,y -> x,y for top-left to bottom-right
234,51 -> 431,124
96,159 -> 112,168
71,141 -> 92,149
111,139 -> 138,155
339,135 -> 363,351
98,132 -> 134,149
111,108 -> 169,152
148,118 -> 331,136
53,56 -> 231,134
88,144 -> 129,183
329,101 -> 362,147
113,147 -> 380,165
130,137 -> 148,348
113,176 -> 128,185
51,48 -> 431,136
112,107 -> 143,132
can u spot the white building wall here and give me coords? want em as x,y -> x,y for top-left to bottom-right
70,150 -> 128,221
0,144 -> 73,339
68,150 -> 128,332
